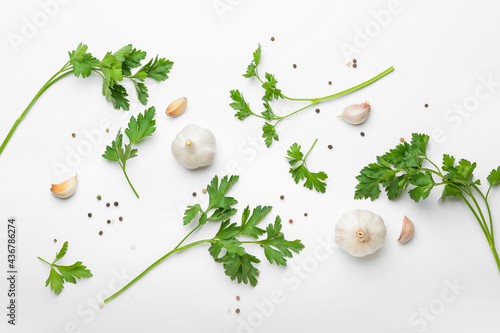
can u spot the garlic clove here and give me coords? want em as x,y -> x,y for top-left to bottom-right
398,215 -> 415,244
166,97 -> 188,117
339,101 -> 371,125
51,175 -> 78,199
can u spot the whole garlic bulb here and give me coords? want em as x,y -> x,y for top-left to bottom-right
171,124 -> 215,169
335,209 -> 386,257
339,101 -> 371,125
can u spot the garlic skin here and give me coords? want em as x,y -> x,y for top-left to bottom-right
398,216 -> 415,244
171,124 -> 215,169
166,97 -> 187,117
339,101 -> 371,125
335,209 -> 386,257
51,175 -> 78,199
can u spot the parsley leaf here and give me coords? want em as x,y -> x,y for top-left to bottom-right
68,43 -> 98,78
38,241 -> 92,295
125,106 -> 156,144
262,216 -> 305,266
243,44 -> 261,78
286,140 -> 328,193
262,72 -> 283,102
487,166 -> 500,187
102,107 -> 156,198
262,122 -> 279,147
238,206 -> 271,238
132,56 -> 174,81
230,89 -> 253,120
261,102 -> 276,120
355,134 -> 430,201
219,253 -> 261,287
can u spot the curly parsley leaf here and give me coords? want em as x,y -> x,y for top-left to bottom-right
286,140 -> 328,193
38,241 -> 92,295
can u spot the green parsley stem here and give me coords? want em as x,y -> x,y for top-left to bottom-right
460,195 -> 491,243
303,138 -> 319,164
473,184 -> 494,244
466,186 -> 491,239
104,238 -> 213,304
119,164 -> 140,198
0,64 -> 73,156
279,102 -> 318,120
280,67 -> 394,103
37,257 -> 51,265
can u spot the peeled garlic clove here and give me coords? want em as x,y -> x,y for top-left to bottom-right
51,175 -> 78,199
171,124 -> 215,169
335,209 -> 386,257
166,97 -> 187,117
339,101 -> 371,125
398,216 -> 415,244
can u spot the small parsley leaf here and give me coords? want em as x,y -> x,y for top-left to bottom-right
230,89 -> 253,120
286,140 -> 328,193
102,107 -> 156,198
39,241 -> 92,295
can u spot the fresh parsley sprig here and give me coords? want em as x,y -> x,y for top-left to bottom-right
230,44 -> 394,147
0,43 -> 173,157
355,133 -> 500,274
38,241 -> 93,295
103,175 -> 305,304
286,139 -> 328,193
103,107 -> 156,198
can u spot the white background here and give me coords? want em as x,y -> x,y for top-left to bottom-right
1,0 -> 500,332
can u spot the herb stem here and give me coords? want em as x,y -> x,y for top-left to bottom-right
303,138 -> 319,165
279,102 -> 318,120
315,67 -> 394,102
0,63 -> 72,156
174,223 -> 202,250
473,184 -> 494,244
466,186 -> 491,240
37,257 -> 51,265
425,157 -> 443,175
460,195 -> 491,244
104,238 -> 213,303
120,163 -> 139,198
